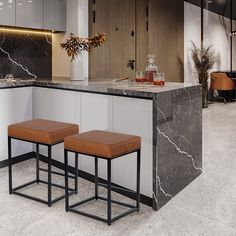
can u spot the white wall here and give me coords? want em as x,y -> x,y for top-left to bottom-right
52,0 -> 89,79
184,2 -> 236,84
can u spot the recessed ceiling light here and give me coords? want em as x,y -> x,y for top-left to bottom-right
18,3 -> 22,5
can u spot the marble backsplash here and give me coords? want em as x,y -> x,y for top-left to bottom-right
0,28 -> 52,79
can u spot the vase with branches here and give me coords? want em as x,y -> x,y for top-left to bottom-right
61,33 -> 106,80
191,42 -> 216,108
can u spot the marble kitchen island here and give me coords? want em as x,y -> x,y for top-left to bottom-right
0,78 -> 202,211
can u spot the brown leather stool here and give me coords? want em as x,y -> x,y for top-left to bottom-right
64,130 -> 141,226
8,119 -> 79,207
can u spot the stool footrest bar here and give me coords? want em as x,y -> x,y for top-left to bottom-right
98,182 -> 136,195
39,180 -> 74,192
111,208 -> 138,223
39,168 -> 75,179
12,180 -> 37,191
69,208 -> 108,223
98,196 -> 136,209
12,191 -> 49,205
69,196 -> 96,208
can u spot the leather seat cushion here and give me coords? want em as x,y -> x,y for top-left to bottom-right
8,119 -> 79,145
64,130 -> 141,159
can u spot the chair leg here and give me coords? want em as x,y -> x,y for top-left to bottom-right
64,150 -> 69,212
8,137 -> 12,194
107,159 -> 112,226
75,153 -> 78,194
48,146 -> 52,207
136,149 -> 141,212
95,157 -> 98,200
36,144 -> 40,183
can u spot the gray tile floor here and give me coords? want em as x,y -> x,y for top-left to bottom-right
0,103 -> 236,236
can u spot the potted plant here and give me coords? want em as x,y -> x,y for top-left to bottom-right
61,33 -> 106,80
191,42 -> 216,108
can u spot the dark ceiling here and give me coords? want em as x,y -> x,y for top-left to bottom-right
185,0 -> 236,21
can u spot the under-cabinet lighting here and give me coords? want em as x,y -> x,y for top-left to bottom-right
0,27 -> 52,35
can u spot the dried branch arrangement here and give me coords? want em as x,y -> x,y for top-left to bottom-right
191,42 -> 216,84
60,33 -> 106,61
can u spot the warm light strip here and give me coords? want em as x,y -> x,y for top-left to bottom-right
0,27 -> 52,35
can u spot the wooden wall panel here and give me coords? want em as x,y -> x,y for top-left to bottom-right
149,0 -> 184,82
136,0 -> 149,71
89,0 -> 184,82
89,0 -> 136,79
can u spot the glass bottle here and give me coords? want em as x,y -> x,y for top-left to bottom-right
145,55 -> 158,82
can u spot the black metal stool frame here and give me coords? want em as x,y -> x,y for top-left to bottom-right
64,149 -> 141,226
8,136 -> 78,207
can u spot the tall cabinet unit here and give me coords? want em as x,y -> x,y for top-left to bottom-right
0,0 -> 16,26
15,0 -> 44,29
44,0 -> 66,31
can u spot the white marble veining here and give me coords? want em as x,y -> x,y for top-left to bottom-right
0,103 -> 236,235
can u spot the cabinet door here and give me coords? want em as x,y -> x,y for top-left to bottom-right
15,0 -> 43,29
44,0 -> 66,31
0,0 -> 15,26
0,87 -> 33,162
33,87 -> 79,164
112,96 -> 153,197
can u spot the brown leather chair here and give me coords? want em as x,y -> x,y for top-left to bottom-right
211,72 -> 235,90
210,72 -> 236,103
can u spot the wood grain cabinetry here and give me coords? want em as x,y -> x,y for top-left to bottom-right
89,0 -> 184,82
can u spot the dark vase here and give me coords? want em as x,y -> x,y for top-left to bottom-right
202,81 -> 209,108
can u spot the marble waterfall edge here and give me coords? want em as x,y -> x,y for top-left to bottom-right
153,86 -> 202,210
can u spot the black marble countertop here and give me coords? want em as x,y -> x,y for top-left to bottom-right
0,77 -> 201,99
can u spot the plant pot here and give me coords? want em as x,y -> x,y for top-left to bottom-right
70,55 -> 85,81
202,82 -> 209,108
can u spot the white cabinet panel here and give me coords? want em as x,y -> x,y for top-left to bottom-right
16,0 -> 43,29
33,87 -> 80,164
112,96 -> 153,197
0,87 -> 33,161
79,93 -> 113,178
0,0 -> 15,26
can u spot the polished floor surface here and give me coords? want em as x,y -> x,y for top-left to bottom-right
0,103 -> 236,236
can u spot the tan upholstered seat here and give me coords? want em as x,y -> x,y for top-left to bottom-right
211,72 -> 236,90
8,119 -> 79,145
64,130 -> 141,159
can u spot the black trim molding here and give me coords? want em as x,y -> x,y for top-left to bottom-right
0,152 -> 35,168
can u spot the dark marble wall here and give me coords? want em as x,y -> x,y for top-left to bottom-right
0,28 -> 52,79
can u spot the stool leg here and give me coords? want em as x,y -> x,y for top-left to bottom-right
95,157 -> 98,200
8,137 -> 12,194
75,153 -> 78,194
136,149 -> 141,212
64,150 -> 69,212
48,146 -> 52,207
107,159 -> 112,226
36,144 -> 40,183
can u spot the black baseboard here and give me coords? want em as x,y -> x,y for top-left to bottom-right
0,152 -> 153,208
0,152 -> 35,168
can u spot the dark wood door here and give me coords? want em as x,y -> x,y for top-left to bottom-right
89,0 -> 136,79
